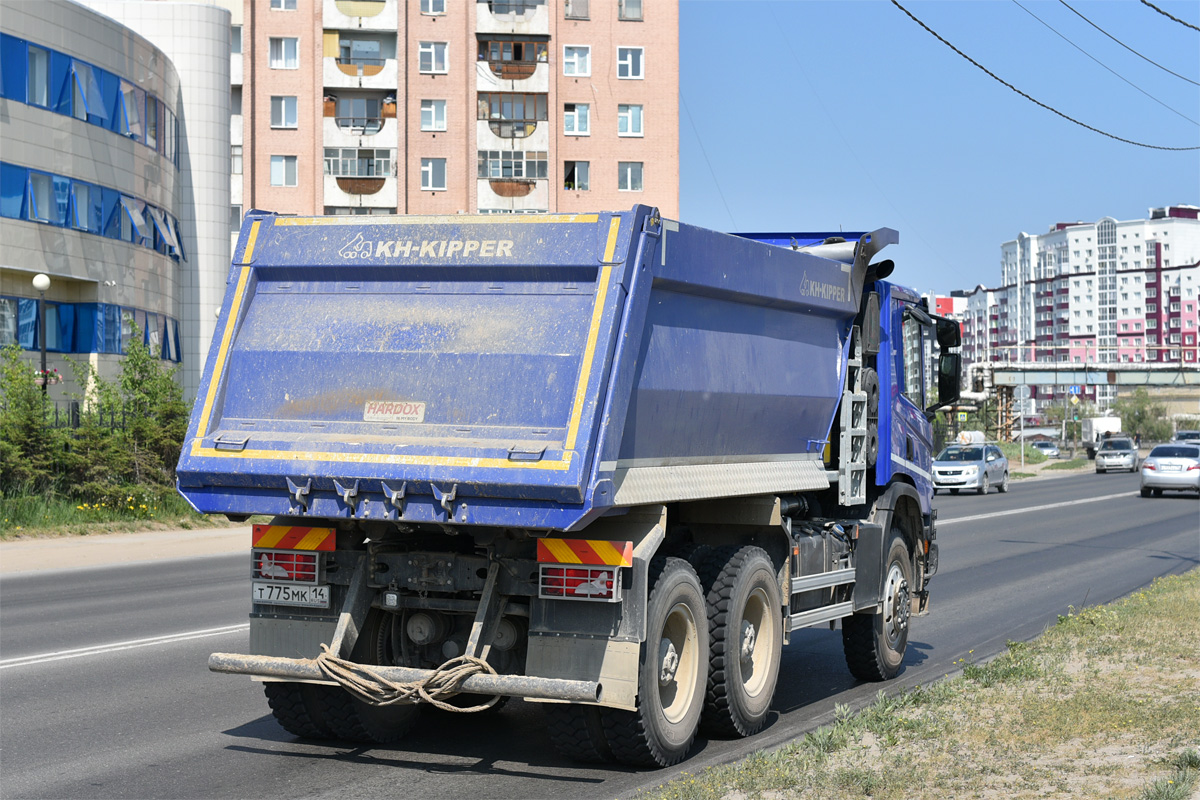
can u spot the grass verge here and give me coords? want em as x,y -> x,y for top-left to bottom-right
0,493 -> 250,540
1046,457 -> 1091,470
641,569 -> 1200,800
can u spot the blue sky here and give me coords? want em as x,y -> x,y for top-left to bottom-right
678,0 -> 1200,296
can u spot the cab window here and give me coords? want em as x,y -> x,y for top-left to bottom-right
901,313 -> 925,408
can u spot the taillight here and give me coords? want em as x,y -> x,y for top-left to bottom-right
253,549 -> 319,584
1188,464 -> 1200,471
1144,461 -> 1157,471
539,565 -> 622,602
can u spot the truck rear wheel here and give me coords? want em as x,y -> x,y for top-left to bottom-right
842,531 -> 911,681
697,547 -> 782,738
544,704 -> 613,763
263,682 -> 332,739
601,557 -> 708,767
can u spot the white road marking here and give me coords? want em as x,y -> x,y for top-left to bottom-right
0,623 -> 249,670
938,492 -> 1137,526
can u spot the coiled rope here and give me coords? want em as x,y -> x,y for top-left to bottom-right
315,645 -> 501,713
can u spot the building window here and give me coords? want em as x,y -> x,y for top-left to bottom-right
269,38 -> 299,69
421,99 -> 447,131
340,38 -> 383,67
618,104 -> 643,136
419,42 -> 448,74
271,96 -> 298,128
231,204 -> 242,233
618,161 -> 643,191
564,0 -> 588,18
421,0 -> 446,13
477,150 -> 547,179
324,148 -> 392,177
27,45 -> 49,107
618,0 -> 643,20
336,96 -> 382,133
231,145 -> 243,174
564,160 -> 589,190
270,155 -> 297,187
563,46 -> 590,76
324,207 -> 397,215
271,0 -> 296,9
231,25 -> 242,54
617,47 -> 643,79
564,103 -> 589,135
231,87 -> 242,115
421,158 -> 446,191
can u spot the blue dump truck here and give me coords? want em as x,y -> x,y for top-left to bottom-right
179,205 -> 960,767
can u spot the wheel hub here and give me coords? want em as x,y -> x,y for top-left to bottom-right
882,565 -> 911,648
740,620 -> 757,662
659,638 -> 680,686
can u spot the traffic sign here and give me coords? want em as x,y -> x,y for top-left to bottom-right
1015,385 -> 1031,400
1070,395 -> 1080,406
957,411 -> 968,422
1068,385 -> 1081,395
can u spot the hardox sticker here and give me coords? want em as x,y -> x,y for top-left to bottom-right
364,400 -> 426,423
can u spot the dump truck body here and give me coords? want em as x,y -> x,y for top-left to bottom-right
181,205 -> 959,767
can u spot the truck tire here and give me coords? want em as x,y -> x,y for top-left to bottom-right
696,546 -> 782,738
263,682 -> 332,739
544,704 -> 613,763
842,531 -> 911,681
601,557 -> 708,767
318,609 -> 421,744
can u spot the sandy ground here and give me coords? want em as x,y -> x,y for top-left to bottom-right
0,525 -> 251,575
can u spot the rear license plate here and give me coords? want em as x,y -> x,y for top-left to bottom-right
1164,464 -> 1182,472
252,582 -> 331,608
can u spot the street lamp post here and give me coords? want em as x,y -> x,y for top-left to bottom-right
32,273 -> 50,394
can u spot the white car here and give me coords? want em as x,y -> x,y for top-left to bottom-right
1140,444 -> 1200,497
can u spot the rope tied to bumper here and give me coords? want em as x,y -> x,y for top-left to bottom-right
314,645 -> 501,713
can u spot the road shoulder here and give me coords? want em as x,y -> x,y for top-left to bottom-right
0,526 -> 250,574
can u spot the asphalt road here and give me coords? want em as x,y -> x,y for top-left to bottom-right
1,472 -> 1196,800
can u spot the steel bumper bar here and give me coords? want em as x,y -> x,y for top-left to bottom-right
208,652 -> 601,703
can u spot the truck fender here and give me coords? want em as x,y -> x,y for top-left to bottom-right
853,482 -> 922,613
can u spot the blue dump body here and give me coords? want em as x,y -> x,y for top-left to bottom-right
177,205 -> 873,530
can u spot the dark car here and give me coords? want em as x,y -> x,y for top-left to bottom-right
1095,437 -> 1138,473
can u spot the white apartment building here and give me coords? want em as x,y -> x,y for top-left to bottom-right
959,206 -> 1200,410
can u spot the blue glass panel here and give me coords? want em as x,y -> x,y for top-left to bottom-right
102,187 -> 122,239
49,303 -> 75,352
0,162 -> 26,218
74,303 -> 98,352
17,298 -> 37,349
51,175 -> 70,226
86,181 -> 104,233
49,49 -> 70,116
102,304 -> 122,353
171,318 -> 181,361
0,34 -> 27,101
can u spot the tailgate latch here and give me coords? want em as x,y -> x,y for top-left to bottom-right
286,477 -> 312,514
213,433 -> 249,452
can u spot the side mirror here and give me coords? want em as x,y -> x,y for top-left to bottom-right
926,352 -> 961,416
935,316 -> 961,349
986,454 -> 996,462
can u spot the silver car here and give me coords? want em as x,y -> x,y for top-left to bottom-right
1095,438 -> 1138,473
1140,444 -> 1200,497
933,444 -> 1009,495
1032,440 -> 1060,458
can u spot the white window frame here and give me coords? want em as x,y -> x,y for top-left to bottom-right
269,37 -> 299,70
421,158 -> 447,191
564,160 -> 589,191
421,0 -> 446,14
618,104 -> 643,137
618,161 -> 643,192
419,42 -> 449,75
563,45 -> 590,77
271,0 -> 296,8
270,95 -> 298,128
231,145 -> 243,175
270,155 -> 298,187
563,103 -> 589,136
421,99 -> 447,131
618,0 -> 643,20
617,46 -> 643,79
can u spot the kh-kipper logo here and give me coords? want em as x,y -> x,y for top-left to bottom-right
339,232 -> 515,260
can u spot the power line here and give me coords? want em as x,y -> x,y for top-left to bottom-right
681,93 -> 737,230
1058,0 -> 1199,87
1140,0 -> 1200,32
1011,0 -> 1197,124
890,0 -> 1200,151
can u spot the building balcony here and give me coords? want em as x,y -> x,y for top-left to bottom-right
324,174 -> 396,207
323,57 -> 397,91
477,177 -> 548,212
324,0 -> 397,31
476,119 -> 548,150
322,116 -> 398,150
475,0 -> 550,36
475,59 -> 549,94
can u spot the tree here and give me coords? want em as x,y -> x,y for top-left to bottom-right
1113,388 -> 1172,444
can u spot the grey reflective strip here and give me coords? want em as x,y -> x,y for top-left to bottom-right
611,459 -> 829,506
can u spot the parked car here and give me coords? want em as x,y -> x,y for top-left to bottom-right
1172,430 -> 1200,445
1031,440 -> 1060,458
1140,444 -> 1200,497
933,443 -> 1009,494
1095,437 -> 1139,473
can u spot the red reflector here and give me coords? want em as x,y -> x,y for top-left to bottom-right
253,550 -> 319,584
538,564 -> 620,602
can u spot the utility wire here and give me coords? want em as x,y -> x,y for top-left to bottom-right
890,0 -> 1200,151
1140,0 -> 1200,32
681,93 -> 738,230
1012,0 -> 1197,124
1058,0 -> 1199,87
